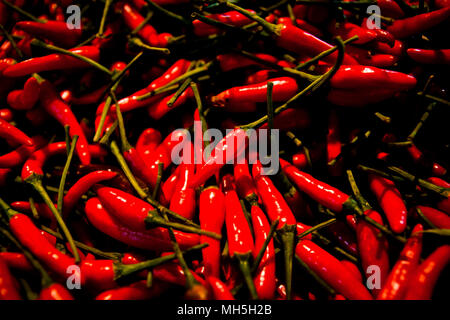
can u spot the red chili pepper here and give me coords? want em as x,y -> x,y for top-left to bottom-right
277,17 -> 323,37
38,79 -> 92,165
0,252 -> 33,272
199,186 -> 226,278
93,188 -> 200,247
328,20 -> 379,44
340,260 -> 363,283
378,224 -> 424,299
0,118 -> 33,147
0,136 -> 46,168
0,256 -> 22,300
217,53 -> 278,72
15,20 -> 82,48
326,221 -> 358,256
370,40 -> 405,56
387,7 -> 450,38
7,76 -> 40,110
406,144 -> 447,176
206,276 -> 235,300
404,245 -> 450,300
147,86 -> 194,120
136,128 -> 162,164
211,77 -> 299,109
193,10 -> 255,37
416,206 -> 450,229
327,87 -> 398,107
368,174 -> 408,234
169,162 -> 196,220
189,128 -> 248,188
3,46 -> 100,77
251,205 -> 276,300
295,240 -> 373,300
0,108 -> 12,122
161,167 -> 180,202
121,3 -> 160,47
427,177 -> 450,214
38,283 -> 74,300
96,280 -> 168,300
280,159 -> 360,215
407,48 -> 450,64
377,0 -> 405,18
0,168 -> 10,187
345,45 -> 398,68
259,108 -> 311,131
234,161 -> 259,204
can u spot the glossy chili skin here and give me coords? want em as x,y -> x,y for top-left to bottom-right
0,256 -> 22,300
356,209 -> 390,296
211,77 -> 299,109
38,283 -> 74,300
193,10 -> 254,37
377,224 -> 423,300
15,20 -> 82,48
416,206 -> 450,229
0,252 -> 33,272
387,7 -> 450,38
39,80 -> 92,165
404,245 -> 450,300
206,276 -> 235,300
93,190 -> 200,248
147,87 -> 194,120
407,48 -> 450,64
96,280 -> 168,300
368,174 -> 408,234
7,76 -> 40,110
345,45 -> 398,68
136,128 -> 162,164
0,136 -> 45,168
427,177 -> 450,214
124,146 -> 158,189
217,53 -> 278,72
328,20 -> 379,44
251,205 -> 276,299
199,186 -> 226,278
295,240 -> 373,300
406,144 -> 447,176
3,46 -> 100,77
234,160 -> 259,203
121,3 -> 159,47
0,117 -> 33,147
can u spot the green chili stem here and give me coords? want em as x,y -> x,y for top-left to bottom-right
57,135 -> 78,218
251,217 -> 278,273
295,254 -> 336,296
98,0 -> 113,36
144,0 -> 190,25
0,23 -> 23,59
407,102 -> 436,141
151,162 -> 164,200
1,0 -> 43,22
128,37 -> 171,55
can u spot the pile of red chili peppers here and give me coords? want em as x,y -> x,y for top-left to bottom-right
0,0 -> 449,301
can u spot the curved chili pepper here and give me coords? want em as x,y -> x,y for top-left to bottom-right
3,46 -> 100,77
217,53 -> 278,72
416,206 -> 450,229
190,128 -> 248,188
328,20 -> 379,44
7,76 -> 40,110
161,168 -> 180,202
199,186 -> 226,278
340,260 -> 363,283
38,283 -> 74,300
295,240 -> 373,300
406,144 -> 447,176
387,7 -> 450,39
136,128 -> 162,164
0,136 -> 46,168
404,245 -> 450,300
96,280 -> 168,300
193,10 -> 255,37
407,48 -> 450,64
0,118 -> 33,147
206,276 -> 234,300
0,252 -> 33,272
15,20 -> 82,48
427,177 -> 450,214
0,256 -> 21,300
121,3 -> 160,47
211,77 -> 299,109
147,86 -> 194,120
370,40 -> 405,56
234,161 -> 259,204
251,205 -> 276,300
169,157 -> 196,220
368,174 -> 407,234
280,159 -> 361,215
345,45 -> 398,68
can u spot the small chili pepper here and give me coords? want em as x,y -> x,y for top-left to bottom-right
387,7 -> 450,39
407,48 -> 450,65
326,221 -> 358,256
0,136 -> 46,168
292,145 -> 324,170
404,245 -> 450,300
251,205 -> 276,300
0,108 -> 12,122
368,174 -> 407,234
15,20 -> 82,48
234,160 -> 259,204
217,53 -> 278,72
121,3 -> 160,47
427,177 -> 450,214
295,240 -> 373,300
416,206 -> 450,229
378,224 -> 424,300
211,77 -> 299,109
169,153 -> 196,220
147,86 -> 194,120
0,168 -> 10,187
193,10 -> 255,37
189,128 -> 248,188
136,128 -> 162,164
0,256 -> 22,300
406,143 -> 447,176
3,46 -> 100,77
96,280 -> 168,300
199,186 -> 226,278
161,167 -> 180,202
85,197 -> 200,252
38,283 -> 74,300
345,45 -> 398,68
206,276 -> 235,300
222,174 -> 258,300
7,76 -> 41,111
370,40 -> 405,56
0,118 -> 33,147
280,159 -> 361,216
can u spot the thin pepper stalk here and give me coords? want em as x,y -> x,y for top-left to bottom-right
57,133 -> 78,219
98,0 -> 113,37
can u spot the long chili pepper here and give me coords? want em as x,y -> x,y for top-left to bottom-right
345,45 -> 398,68
377,224 -> 424,300
368,174 -> 408,234
121,3 -> 160,47
0,252 -> 33,272
94,187 -> 220,239
193,10 -> 254,37
377,0 -> 405,18
0,256 -> 21,300
426,177 -> 450,214
0,117 -> 33,146
328,20 -> 379,44
161,167 -> 180,201
278,16 -> 323,37
406,144 -> 447,176
147,86 -> 194,120
211,77 -> 299,109
15,20 -> 82,48
280,159 -> 361,216
0,136 -> 45,168
387,7 -> 450,39
407,48 -> 450,65
38,78 -> 92,165
189,128 -> 248,188
3,46 -> 100,77
7,76 -> 40,110
206,276 -> 235,300
404,245 -> 450,300
136,128 -> 162,164
234,160 -> 259,204
221,174 -> 258,299
96,280 -> 168,300
250,205 -> 276,300
252,161 -> 296,300
295,240 -> 373,300
38,283 -> 74,300
415,206 -> 450,229
199,186 -> 226,278
217,53 -> 278,72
